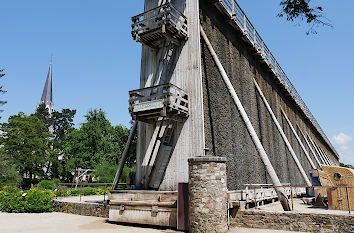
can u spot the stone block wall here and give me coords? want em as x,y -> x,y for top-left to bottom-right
231,210 -> 354,233
188,156 -> 228,233
54,200 -> 109,218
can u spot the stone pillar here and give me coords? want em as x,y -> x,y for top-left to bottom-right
188,156 -> 228,233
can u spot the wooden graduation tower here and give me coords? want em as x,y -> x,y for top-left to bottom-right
113,0 -> 339,192
130,0 -> 204,191
110,0 -> 340,227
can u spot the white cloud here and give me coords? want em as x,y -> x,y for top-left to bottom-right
332,133 -> 354,165
338,150 -> 354,165
332,133 -> 352,145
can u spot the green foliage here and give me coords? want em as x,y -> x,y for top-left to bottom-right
278,0 -> 331,34
62,109 -> 132,181
34,104 -> 76,179
339,163 -> 353,169
0,69 -> 7,115
82,187 -> 96,196
92,162 -> 135,183
0,188 -> 55,213
121,165 -> 136,183
37,179 -> 60,191
92,162 -> 117,183
24,189 -> 55,213
0,189 -> 26,213
0,113 -> 56,183
54,186 -> 109,197
0,148 -> 22,186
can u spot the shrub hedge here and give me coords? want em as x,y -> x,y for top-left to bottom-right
0,184 -> 108,213
0,187 -> 55,213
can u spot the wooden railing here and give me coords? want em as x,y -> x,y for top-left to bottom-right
131,2 -> 188,48
129,83 -> 189,119
228,184 -> 353,213
216,0 -> 335,155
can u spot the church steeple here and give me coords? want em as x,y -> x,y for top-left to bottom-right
39,62 -> 54,114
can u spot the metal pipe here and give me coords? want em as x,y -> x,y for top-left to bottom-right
112,121 -> 138,190
253,79 -> 311,186
279,107 -> 316,170
200,26 -> 291,211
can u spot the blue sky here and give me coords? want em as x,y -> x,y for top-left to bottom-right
1,0 -> 353,164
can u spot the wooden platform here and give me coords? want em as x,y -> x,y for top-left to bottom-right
129,83 -> 188,124
228,184 -> 306,210
131,2 -> 188,49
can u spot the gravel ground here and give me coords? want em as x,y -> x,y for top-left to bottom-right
0,212 -> 308,233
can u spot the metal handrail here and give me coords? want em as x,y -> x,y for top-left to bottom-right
219,0 -> 338,158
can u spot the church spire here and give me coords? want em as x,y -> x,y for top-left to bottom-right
39,62 -> 54,114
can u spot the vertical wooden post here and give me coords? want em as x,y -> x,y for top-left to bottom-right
346,187 -> 351,214
177,183 -> 189,231
290,187 -> 294,210
254,186 -> 257,208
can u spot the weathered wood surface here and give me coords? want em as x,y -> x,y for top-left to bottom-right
136,0 -> 204,191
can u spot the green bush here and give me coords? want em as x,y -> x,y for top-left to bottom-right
0,188 -> 55,213
25,189 -> 55,213
82,187 -> 96,196
0,186 -> 20,193
54,186 -> 110,197
37,180 -> 54,190
69,188 -> 81,196
0,190 -> 26,213
55,188 -> 70,197
37,179 -> 61,191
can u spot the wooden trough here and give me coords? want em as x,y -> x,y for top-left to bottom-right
109,190 -> 178,227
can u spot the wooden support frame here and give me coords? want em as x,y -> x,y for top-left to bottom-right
306,132 -> 327,166
279,107 -> 317,170
296,123 -> 323,169
112,122 -> 138,190
253,79 -> 311,186
201,26 -> 291,211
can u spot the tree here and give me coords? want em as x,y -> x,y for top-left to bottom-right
62,109 -> 131,182
278,0 -> 332,34
0,113 -> 56,184
0,148 -> 22,186
0,69 -> 7,116
34,104 -> 76,178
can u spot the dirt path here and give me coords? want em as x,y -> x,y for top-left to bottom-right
0,212 -> 307,233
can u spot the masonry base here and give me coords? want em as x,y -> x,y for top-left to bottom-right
230,209 -> 354,233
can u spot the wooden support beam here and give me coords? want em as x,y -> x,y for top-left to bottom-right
306,133 -> 327,166
201,26 -> 291,211
279,107 -> 317,170
141,120 -> 164,179
112,121 -> 138,190
254,79 -> 312,186
296,123 -> 323,169
144,121 -> 169,185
